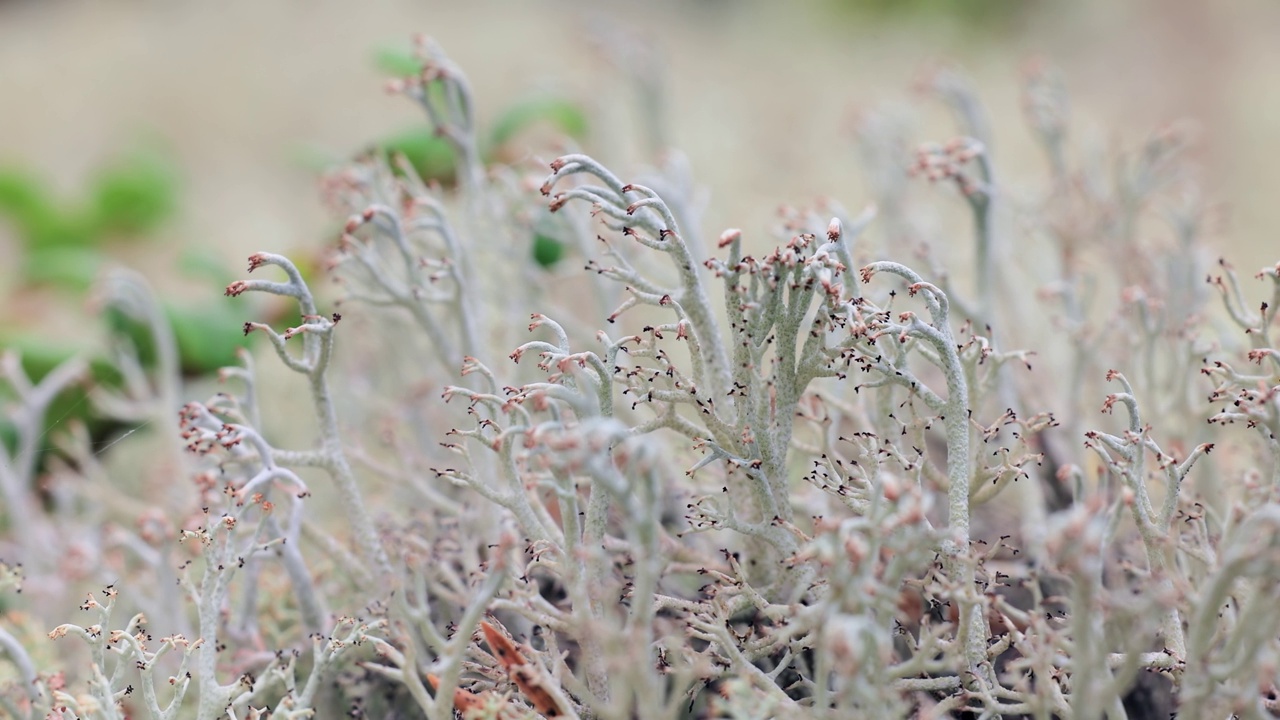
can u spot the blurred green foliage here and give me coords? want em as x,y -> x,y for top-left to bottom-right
830,0 -> 1036,31
373,47 -> 589,180
373,47 -> 424,77
0,169 -> 99,251
373,45 -> 587,270
0,333 -> 124,473
531,233 -> 566,269
90,147 -> 178,236
21,245 -> 105,290
378,127 -> 458,185
488,97 -> 589,149
0,146 -> 177,291
0,147 -> 249,472
0,146 -> 246,373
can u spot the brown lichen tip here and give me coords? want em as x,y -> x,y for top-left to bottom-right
479,619 -> 565,717
425,673 -> 484,714
480,619 -> 526,670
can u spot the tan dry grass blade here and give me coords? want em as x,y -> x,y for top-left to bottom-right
479,620 -> 566,718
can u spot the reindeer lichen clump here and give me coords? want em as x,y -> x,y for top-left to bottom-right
4,36 -> 1280,720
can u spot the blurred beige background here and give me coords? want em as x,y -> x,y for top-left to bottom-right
0,0 -> 1277,308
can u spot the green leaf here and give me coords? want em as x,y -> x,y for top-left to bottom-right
89,147 -> 178,237
0,333 -> 125,470
23,245 -> 104,290
374,47 -> 422,76
489,98 -> 588,149
532,233 -> 566,269
0,168 -> 54,231
0,168 -> 97,250
0,333 -> 116,387
105,299 -> 249,376
165,302 -> 249,375
380,127 -> 458,184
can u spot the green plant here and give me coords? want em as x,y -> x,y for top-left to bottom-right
0,146 -> 248,475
